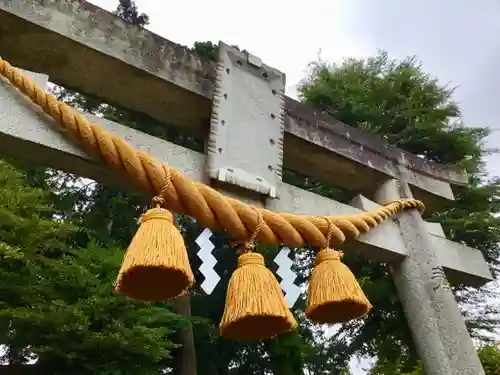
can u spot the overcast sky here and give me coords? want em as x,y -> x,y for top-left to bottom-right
91,0 -> 500,177
88,0 -> 500,373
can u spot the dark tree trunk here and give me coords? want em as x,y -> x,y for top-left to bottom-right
171,214 -> 197,375
171,294 -> 197,375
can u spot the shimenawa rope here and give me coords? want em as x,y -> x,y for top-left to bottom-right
0,56 -> 425,341
0,57 -> 424,249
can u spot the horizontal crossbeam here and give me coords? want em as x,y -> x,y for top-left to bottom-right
0,70 -> 491,286
0,0 -> 468,212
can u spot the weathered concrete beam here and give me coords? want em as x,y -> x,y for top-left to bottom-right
284,101 -> 458,210
0,70 -> 492,286
350,195 -> 493,287
0,0 -> 467,212
0,71 -> 205,189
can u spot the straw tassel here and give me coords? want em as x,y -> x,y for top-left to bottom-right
220,209 -> 297,341
115,182 -> 194,301
306,220 -> 372,324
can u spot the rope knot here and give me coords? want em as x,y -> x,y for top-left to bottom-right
236,241 -> 255,255
315,249 -> 343,265
234,206 -> 263,255
238,252 -> 265,267
152,168 -> 173,208
140,207 -> 173,224
152,195 -> 165,207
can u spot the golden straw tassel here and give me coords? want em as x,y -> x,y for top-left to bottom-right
115,173 -> 194,301
306,219 -> 372,324
220,208 -> 297,341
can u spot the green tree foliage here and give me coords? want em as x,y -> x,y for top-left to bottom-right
372,345 -> 500,375
299,53 -> 488,168
0,160 -> 182,374
298,52 -> 500,370
0,2 -> 191,373
479,345 -> 500,375
191,41 -> 219,62
115,0 -> 149,27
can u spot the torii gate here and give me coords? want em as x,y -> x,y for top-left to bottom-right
0,1 -> 494,374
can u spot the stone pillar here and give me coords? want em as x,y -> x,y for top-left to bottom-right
375,178 -> 484,375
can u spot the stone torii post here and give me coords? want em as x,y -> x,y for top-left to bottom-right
0,1 -> 494,374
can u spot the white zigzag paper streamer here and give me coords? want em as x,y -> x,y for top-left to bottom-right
195,228 -> 220,295
273,247 -> 301,308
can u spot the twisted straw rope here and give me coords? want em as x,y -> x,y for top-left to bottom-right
0,57 -> 424,249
